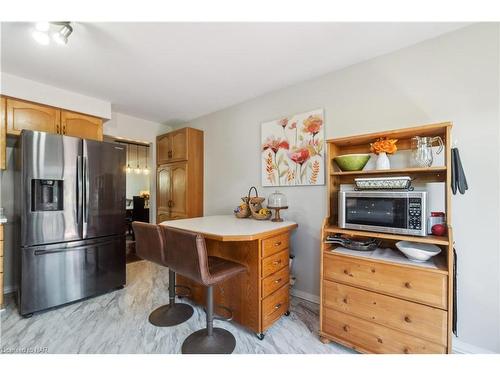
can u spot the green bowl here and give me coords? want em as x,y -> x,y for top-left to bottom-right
334,154 -> 371,171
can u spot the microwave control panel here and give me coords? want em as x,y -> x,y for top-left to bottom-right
408,198 -> 422,230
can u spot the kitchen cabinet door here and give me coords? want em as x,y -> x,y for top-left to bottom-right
170,129 -> 187,162
157,134 -> 171,164
1,97 -> 6,170
6,98 -> 61,135
157,164 -> 172,220
61,110 -> 103,141
170,162 -> 188,218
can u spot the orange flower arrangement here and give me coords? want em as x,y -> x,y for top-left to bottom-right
370,137 -> 398,155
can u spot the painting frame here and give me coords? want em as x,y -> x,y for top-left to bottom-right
261,108 -> 325,187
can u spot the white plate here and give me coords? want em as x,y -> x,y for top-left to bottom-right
395,241 -> 441,262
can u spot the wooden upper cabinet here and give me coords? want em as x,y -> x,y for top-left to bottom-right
6,98 -> 60,135
61,110 -> 103,141
157,128 -> 188,164
157,134 -> 171,164
170,129 -> 187,162
1,97 -> 6,170
2,96 -> 104,141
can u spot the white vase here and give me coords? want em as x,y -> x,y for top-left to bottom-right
376,152 -> 390,170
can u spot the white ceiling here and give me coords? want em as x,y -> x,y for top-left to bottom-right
1,22 -> 468,124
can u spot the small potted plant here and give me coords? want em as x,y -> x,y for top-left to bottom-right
370,137 -> 398,170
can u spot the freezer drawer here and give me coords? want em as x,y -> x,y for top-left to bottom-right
20,235 -> 125,315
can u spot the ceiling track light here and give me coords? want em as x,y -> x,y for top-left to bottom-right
52,22 -> 73,45
32,21 -> 73,46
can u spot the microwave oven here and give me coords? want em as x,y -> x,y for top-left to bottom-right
338,191 -> 427,236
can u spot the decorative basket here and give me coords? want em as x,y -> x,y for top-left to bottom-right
234,196 -> 251,218
247,186 -> 271,220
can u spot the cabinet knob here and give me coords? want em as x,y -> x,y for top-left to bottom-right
343,325 -> 350,332
274,278 -> 282,284
404,315 -> 412,323
403,347 -> 410,354
274,303 -> 282,310
404,282 -> 412,289
343,269 -> 349,275
342,298 -> 348,304
274,241 -> 282,247
168,150 -> 172,158
377,337 -> 383,344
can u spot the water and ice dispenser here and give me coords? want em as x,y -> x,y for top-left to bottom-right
31,179 -> 64,211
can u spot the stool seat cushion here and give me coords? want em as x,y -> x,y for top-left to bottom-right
207,256 -> 246,286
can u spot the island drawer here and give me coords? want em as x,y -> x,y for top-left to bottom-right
323,308 -> 446,354
323,253 -> 447,309
262,283 -> 289,330
262,232 -> 289,258
323,280 -> 447,345
262,249 -> 288,278
262,266 -> 289,298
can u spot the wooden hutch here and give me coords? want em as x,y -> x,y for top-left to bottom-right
319,122 -> 454,354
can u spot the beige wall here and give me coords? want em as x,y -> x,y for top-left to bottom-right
180,24 -> 500,352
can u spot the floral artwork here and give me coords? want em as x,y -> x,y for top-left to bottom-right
261,109 -> 325,186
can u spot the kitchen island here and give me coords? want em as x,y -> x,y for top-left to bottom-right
161,215 -> 297,339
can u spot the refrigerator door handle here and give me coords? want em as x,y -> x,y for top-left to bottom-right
83,156 -> 89,224
77,155 -> 83,224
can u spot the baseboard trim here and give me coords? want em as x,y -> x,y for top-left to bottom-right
452,338 -> 496,354
290,288 -> 320,304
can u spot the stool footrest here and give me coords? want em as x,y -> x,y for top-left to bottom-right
174,284 -> 192,298
203,305 -> 233,322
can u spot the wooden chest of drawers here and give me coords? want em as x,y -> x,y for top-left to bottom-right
320,251 -> 451,353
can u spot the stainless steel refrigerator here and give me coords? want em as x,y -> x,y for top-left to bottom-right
17,130 -> 126,316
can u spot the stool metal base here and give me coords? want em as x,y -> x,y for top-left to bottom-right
181,327 -> 236,354
148,303 -> 194,327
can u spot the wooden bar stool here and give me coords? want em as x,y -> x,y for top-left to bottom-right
163,227 -> 246,354
133,222 -> 194,327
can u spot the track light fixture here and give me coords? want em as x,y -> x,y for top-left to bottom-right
32,22 -> 73,46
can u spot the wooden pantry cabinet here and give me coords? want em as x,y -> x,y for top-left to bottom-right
2,96 -> 103,141
156,127 -> 203,223
319,122 -> 454,354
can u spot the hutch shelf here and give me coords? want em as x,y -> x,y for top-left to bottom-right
319,122 -> 454,354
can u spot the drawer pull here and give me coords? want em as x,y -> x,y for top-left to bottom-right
274,278 -> 282,284
343,325 -> 350,332
377,337 -> 383,344
404,282 -> 412,289
272,260 -> 282,265
274,241 -> 282,247
342,298 -> 348,304
274,303 -> 282,310
343,269 -> 353,277
404,315 -> 412,323
403,347 -> 410,354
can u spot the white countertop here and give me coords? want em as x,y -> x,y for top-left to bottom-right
161,215 -> 297,241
